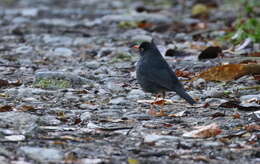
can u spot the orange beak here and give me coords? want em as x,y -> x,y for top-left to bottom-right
132,45 -> 140,49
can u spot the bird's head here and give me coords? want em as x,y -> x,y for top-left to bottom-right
132,40 -> 157,55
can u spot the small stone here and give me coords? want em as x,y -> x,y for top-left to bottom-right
85,61 -> 100,69
106,82 -> 123,93
240,94 -> 260,102
53,47 -> 73,57
15,46 -> 33,54
0,156 -> 8,164
39,116 -> 61,125
4,135 -> 25,141
143,133 -> 178,143
0,112 -> 38,134
80,112 -> 92,121
80,158 -> 104,164
132,35 -> 152,42
19,147 -> 63,163
109,97 -> 127,105
42,35 -> 73,46
22,97 -> 38,102
205,98 -> 227,106
127,89 -> 146,99
192,78 -> 206,88
21,8 -> 38,17
64,92 -> 80,102
204,88 -> 225,98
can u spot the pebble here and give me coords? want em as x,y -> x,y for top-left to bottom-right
80,158 -> 104,164
0,112 -> 38,134
42,34 -> 73,46
21,8 -> 39,17
80,112 -> 93,121
127,89 -> 146,99
4,135 -> 25,141
109,97 -> 127,105
39,116 -> 61,125
15,46 -> 33,54
192,78 -> 206,88
53,47 -> 73,57
19,147 -> 63,162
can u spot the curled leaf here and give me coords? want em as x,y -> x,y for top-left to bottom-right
183,123 -> 222,138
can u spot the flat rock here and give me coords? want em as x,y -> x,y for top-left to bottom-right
19,147 -> 63,163
0,112 -> 38,134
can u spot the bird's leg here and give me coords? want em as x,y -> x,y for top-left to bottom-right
158,91 -> 166,113
150,93 -> 160,109
162,91 -> 166,100
155,93 -> 160,101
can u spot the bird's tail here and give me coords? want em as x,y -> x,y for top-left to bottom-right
174,87 -> 196,105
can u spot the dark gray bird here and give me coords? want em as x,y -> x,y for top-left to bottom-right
133,40 -> 196,105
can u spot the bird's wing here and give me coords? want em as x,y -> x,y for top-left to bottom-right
145,66 -> 182,91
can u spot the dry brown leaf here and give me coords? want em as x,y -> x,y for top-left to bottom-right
196,64 -> 260,81
0,79 -> 9,87
138,21 -> 153,29
183,123 -> 222,138
211,112 -> 225,119
245,124 -> 260,132
18,105 -> 36,111
148,109 -> 168,117
253,74 -> 260,81
151,99 -> 167,105
249,52 -> 260,57
175,70 -> 194,78
0,105 -> 13,112
0,79 -> 22,87
232,113 -> 241,119
137,99 -> 173,105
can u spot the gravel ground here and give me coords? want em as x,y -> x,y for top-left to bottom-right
0,0 -> 259,164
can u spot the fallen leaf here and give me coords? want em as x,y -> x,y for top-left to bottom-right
138,21 -> 153,29
247,52 -> 260,57
0,79 -> 22,87
163,123 -> 173,128
183,123 -> 222,138
232,113 -> 241,119
211,112 -> 225,119
253,74 -> 260,81
0,105 -> 13,112
196,64 -> 260,81
175,70 -> 194,78
151,99 -> 167,105
193,155 -> 211,163
137,99 -> 173,105
148,109 -> 168,117
18,105 -> 36,111
0,79 -> 9,87
245,124 -> 260,132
